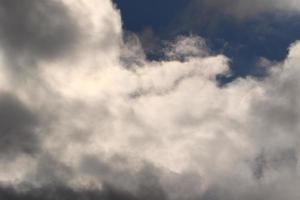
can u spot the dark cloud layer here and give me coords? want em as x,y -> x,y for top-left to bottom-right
0,0 -> 79,64
0,93 -> 39,159
0,185 -> 138,200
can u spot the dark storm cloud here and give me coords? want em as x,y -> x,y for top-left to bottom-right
0,184 -> 139,200
0,0 -> 79,64
0,92 -> 39,159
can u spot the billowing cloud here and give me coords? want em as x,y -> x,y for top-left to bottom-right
0,0 -> 299,200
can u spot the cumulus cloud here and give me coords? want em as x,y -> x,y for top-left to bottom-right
0,0 -> 300,200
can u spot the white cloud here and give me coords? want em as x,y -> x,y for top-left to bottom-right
0,0 -> 300,199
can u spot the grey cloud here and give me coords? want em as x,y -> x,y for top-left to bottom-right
0,0 -> 79,66
135,165 -> 168,200
0,184 -> 139,200
80,154 -> 139,191
201,177 -> 300,200
3,154 -> 169,200
80,155 -> 173,200
251,148 -> 298,180
80,155 -> 163,194
252,151 -> 267,180
0,92 -> 39,160
249,65 -> 300,162
79,155 -> 205,200
26,153 -> 74,186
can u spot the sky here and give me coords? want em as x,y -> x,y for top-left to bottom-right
0,0 -> 300,199
115,0 -> 300,79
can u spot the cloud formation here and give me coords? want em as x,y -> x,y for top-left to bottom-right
0,0 -> 299,200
